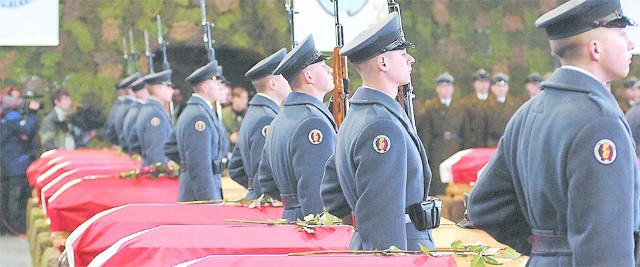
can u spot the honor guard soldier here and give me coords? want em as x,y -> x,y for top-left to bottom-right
524,72 -> 543,98
104,72 -> 139,146
460,69 -> 491,149
486,73 -> 521,147
120,78 -> 148,155
165,62 -> 229,201
417,72 -> 464,196
257,35 -> 337,221
228,48 -> 291,200
468,1 -> 639,266
325,12 -> 438,251
136,69 -> 174,166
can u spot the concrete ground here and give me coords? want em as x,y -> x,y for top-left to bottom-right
0,235 -> 31,267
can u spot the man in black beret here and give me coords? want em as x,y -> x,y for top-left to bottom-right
165,63 -> 229,201
468,1 -> 638,265
320,12 -> 436,251
257,35 -> 336,221
104,72 -> 139,146
227,48 -> 291,200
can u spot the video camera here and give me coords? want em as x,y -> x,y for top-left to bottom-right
16,90 -> 44,114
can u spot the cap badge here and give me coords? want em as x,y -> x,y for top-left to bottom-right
373,135 -> 391,153
150,117 -> 160,127
261,125 -> 269,137
195,121 -> 206,132
308,129 -> 323,145
594,139 -> 616,164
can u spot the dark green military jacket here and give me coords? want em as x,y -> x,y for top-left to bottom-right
416,97 -> 465,195
459,94 -> 491,149
485,96 -> 523,147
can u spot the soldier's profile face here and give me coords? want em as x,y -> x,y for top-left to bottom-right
594,27 -> 635,81
384,49 -> 414,85
307,61 -> 333,92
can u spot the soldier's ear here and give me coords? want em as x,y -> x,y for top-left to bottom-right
588,39 -> 601,63
267,78 -> 278,90
302,69 -> 314,84
377,56 -> 387,70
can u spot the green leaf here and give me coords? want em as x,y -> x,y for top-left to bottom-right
455,252 -> 469,257
418,243 -> 430,255
319,212 -> 336,226
499,247 -> 521,260
467,244 -> 489,254
471,255 -> 486,267
451,240 -> 462,249
483,256 -> 501,265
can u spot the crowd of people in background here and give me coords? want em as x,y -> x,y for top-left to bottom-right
0,85 -> 104,236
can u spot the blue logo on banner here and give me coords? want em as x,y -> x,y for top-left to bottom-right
0,0 -> 33,8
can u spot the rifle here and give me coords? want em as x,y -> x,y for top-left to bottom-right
330,0 -> 349,128
157,15 -> 175,123
285,0 -> 297,48
200,0 -> 217,63
129,29 -> 141,73
387,0 -> 416,129
157,15 -> 171,71
122,36 -> 133,75
144,29 -> 155,74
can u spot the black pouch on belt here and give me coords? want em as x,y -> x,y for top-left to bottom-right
406,197 -> 443,231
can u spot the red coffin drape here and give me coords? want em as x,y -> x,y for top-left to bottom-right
46,175 -> 178,232
40,166 -> 139,209
32,154 -> 142,193
66,204 -> 284,267
89,224 -> 353,267
176,254 -> 456,267
439,148 -> 496,183
27,149 -> 122,185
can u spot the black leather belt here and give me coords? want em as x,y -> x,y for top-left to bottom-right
280,194 -> 300,210
531,232 -> 571,255
532,231 -> 640,257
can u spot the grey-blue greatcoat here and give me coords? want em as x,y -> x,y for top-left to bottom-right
228,94 -> 281,200
137,98 -> 172,166
104,97 -> 123,144
112,97 -> 134,147
165,95 -> 227,201
120,100 -> 143,154
329,87 -> 434,251
625,101 -> 640,156
468,68 -> 640,266
257,92 -> 336,221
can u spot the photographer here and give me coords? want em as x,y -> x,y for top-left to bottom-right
0,86 -> 40,235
